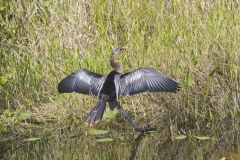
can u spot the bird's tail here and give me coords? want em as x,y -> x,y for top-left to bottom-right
86,99 -> 106,124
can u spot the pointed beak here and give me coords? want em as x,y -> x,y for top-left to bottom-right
112,46 -> 126,56
119,46 -> 126,51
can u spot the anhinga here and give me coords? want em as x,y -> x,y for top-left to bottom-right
58,47 -> 180,132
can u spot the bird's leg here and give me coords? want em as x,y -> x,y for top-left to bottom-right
111,101 -> 156,133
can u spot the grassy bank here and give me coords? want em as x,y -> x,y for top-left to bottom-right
0,0 -> 239,138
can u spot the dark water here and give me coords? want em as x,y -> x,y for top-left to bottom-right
1,125 -> 240,160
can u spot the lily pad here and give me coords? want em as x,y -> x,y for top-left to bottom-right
96,138 -> 114,142
194,136 -> 210,140
89,129 -> 109,135
24,137 -> 41,142
174,135 -> 187,140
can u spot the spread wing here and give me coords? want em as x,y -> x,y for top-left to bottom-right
58,69 -> 106,96
115,68 -> 180,98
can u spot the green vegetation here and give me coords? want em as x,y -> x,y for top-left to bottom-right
0,0 -> 239,151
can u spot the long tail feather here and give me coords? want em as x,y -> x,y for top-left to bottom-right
86,100 -> 106,124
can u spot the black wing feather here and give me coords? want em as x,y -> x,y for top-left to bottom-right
116,68 -> 180,97
58,69 -> 106,96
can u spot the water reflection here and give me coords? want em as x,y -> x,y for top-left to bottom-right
1,126 -> 240,160
129,133 -> 144,160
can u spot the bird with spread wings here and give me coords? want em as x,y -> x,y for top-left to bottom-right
58,47 -> 180,132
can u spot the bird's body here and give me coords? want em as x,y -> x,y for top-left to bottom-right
99,70 -> 119,101
58,47 -> 180,132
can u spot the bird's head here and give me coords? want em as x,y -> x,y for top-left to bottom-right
111,46 -> 125,57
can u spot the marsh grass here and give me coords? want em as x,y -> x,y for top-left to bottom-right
0,0 -> 239,138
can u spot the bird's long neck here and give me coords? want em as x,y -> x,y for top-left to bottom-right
110,55 -> 123,73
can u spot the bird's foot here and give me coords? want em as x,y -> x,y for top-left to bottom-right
133,125 -> 156,133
